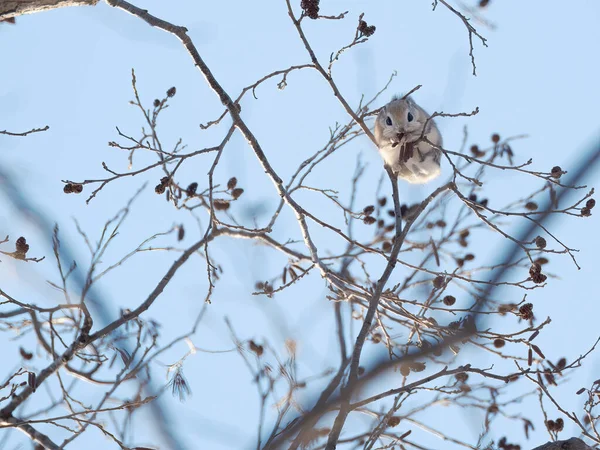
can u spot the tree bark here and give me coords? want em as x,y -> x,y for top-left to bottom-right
0,0 -> 97,20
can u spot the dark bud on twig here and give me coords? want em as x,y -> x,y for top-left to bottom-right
442,295 -> 455,306
433,275 -> 445,289
455,373 -> 468,383
363,216 -> 376,225
532,273 -> 548,284
493,339 -> 505,348
470,144 -> 486,157
227,177 -> 238,190
581,207 -> 592,217
378,197 -> 387,206
531,344 -> 545,359
213,199 -> 230,211
491,133 -> 500,143
231,188 -> 244,199
586,198 -> 595,209
153,99 -> 160,108
387,416 -> 400,427
15,237 -> 29,256
544,373 -> 557,386
518,303 -> 534,320
28,372 -> 37,392
166,87 -> 176,98
357,19 -> 376,37
249,340 -> 264,357
556,358 -> 567,369
382,241 -> 392,252
550,165 -> 563,178
525,201 -> 538,211
263,282 -> 274,296
19,347 -> 33,360
63,183 -> 82,194
479,0 -> 490,7
185,182 -> 198,197
300,0 -> 320,19
529,263 -> 541,276
155,176 -> 170,195
177,224 -> 185,241
535,236 -> 547,249
363,205 -> 375,216
555,418 -> 564,431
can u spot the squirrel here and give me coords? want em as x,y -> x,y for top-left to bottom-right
374,96 -> 442,184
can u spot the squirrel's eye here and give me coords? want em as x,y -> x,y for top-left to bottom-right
385,116 -> 392,126
407,112 -> 414,122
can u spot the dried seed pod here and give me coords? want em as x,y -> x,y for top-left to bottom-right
213,199 -> 230,211
186,182 -> 198,196
535,236 -> 547,249
442,295 -> 456,306
455,373 -> 468,383
550,166 -> 563,178
519,303 -> 534,320
227,177 -> 238,190
493,339 -> 505,348
363,205 -> 375,216
19,347 -> 33,360
363,216 -> 376,225
433,275 -> 445,289
387,416 -> 400,427
301,0 -> 320,19
249,340 -> 264,357
525,201 -> 538,211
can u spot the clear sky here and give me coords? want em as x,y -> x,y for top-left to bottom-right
1,1 -> 600,449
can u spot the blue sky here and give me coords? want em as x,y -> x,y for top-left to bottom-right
1,1 -> 600,449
